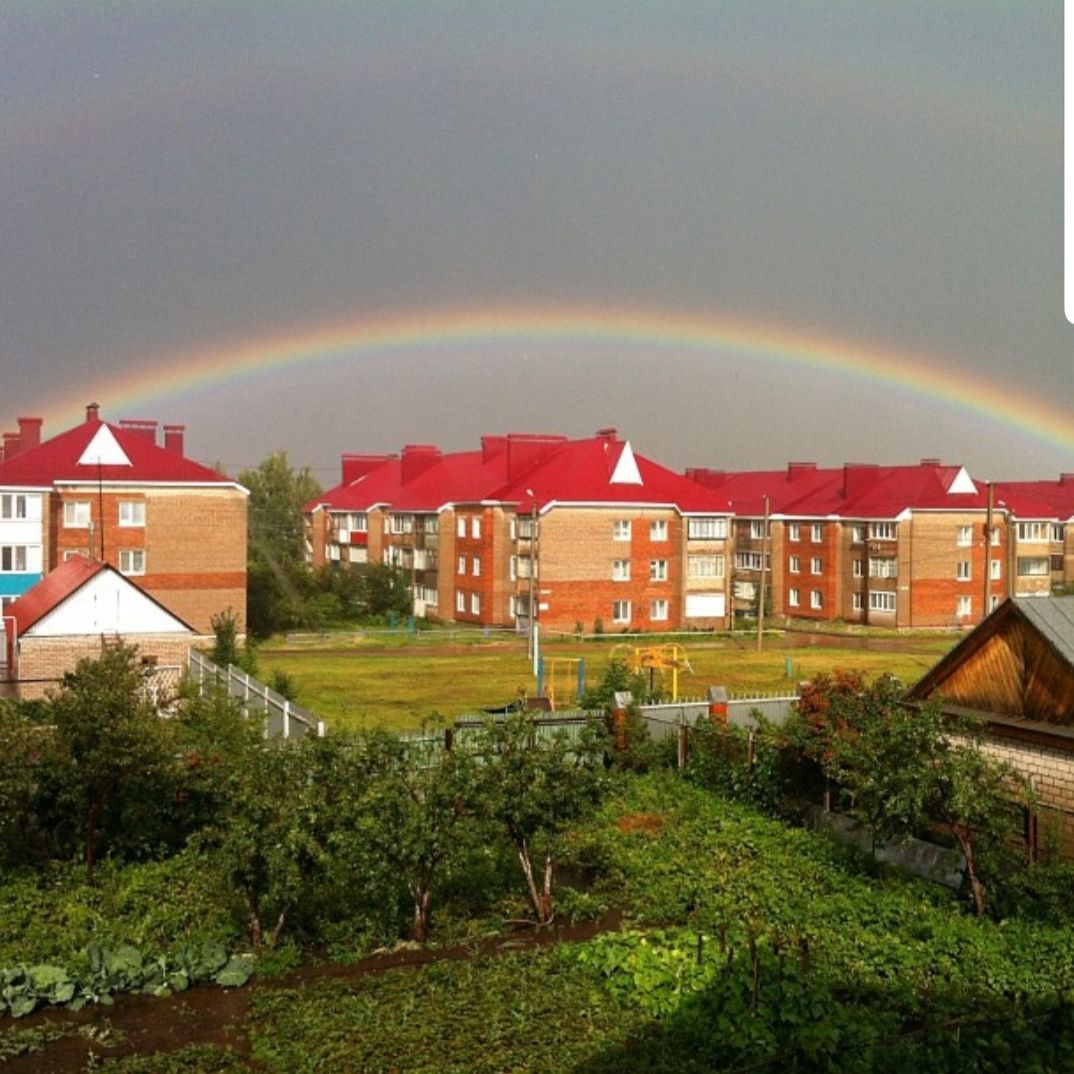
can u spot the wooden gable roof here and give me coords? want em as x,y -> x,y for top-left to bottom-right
906,597 -> 1074,726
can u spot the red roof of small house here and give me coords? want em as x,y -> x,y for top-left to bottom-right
0,416 -> 235,488
7,554 -> 196,636
7,555 -> 105,635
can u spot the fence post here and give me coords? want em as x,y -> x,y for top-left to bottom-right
444,726 -> 454,752
677,722 -> 688,770
708,686 -> 728,727
747,731 -> 756,769
283,701 -> 291,740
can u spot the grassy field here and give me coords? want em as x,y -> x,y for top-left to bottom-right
257,630 -> 960,733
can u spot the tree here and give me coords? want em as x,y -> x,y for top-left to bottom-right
0,701 -> 49,866
43,646 -> 172,882
474,713 -> 607,925
357,563 -> 413,619
787,673 -> 1029,916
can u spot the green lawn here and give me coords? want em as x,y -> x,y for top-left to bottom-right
256,632 -> 959,732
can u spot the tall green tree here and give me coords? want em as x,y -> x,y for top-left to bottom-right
42,646 -> 172,882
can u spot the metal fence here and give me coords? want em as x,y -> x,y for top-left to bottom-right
187,651 -> 327,740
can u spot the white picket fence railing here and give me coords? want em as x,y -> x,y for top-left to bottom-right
188,651 -> 327,740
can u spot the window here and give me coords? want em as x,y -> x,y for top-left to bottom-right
811,523 -> 823,543
850,524 -> 865,544
990,559 -> 1002,580
1053,524 -> 1065,543
650,560 -> 668,582
119,549 -> 145,576
470,592 -> 480,614
789,555 -> 801,574
852,592 -> 863,611
423,516 -> 438,535
471,517 -> 481,539
788,524 -> 801,542
0,546 -> 27,572
613,520 -> 632,541
1017,522 -> 1049,542
389,514 -> 414,534
810,590 -> 823,609
456,591 -> 465,612
956,560 -> 972,581
612,600 -> 631,624
687,517 -> 727,540
510,556 -> 517,581
869,522 -> 896,540
810,557 -> 823,575
734,551 -> 763,571
650,599 -> 668,621
788,588 -> 800,607
687,554 -> 724,578
457,555 -> 465,575
853,559 -> 864,578
517,517 -> 535,539
869,558 -> 897,578
612,559 -> 631,581
991,528 -> 1001,546
957,595 -> 973,618
119,501 -> 145,527
749,520 -> 769,540
472,556 -> 481,577
1017,557 -> 1049,577
990,595 -> 1001,611
0,494 -> 27,520
957,525 -> 973,547
457,517 -> 466,538
64,501 -> 91,528
649,520 -> 668,541
870,591 -> 896,613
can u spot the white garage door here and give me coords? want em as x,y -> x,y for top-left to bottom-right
685,592 -> 725,618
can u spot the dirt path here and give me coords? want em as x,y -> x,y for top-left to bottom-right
0,912 -> 623,1073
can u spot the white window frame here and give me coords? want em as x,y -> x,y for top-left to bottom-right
613,519 -> 632,542
612,600 -> 631,624
612,559 -> 631,582
472,556 -> 481,577
457,517 -> 466,538
852,592 -> 863,612
686,517 -> 727,540
957,595 -> 973,618
789,555 -> 801,574
457,555 -> 466,575
850,524 -> 865,544
957,525 -> 973,547
0,546 -> 28,572
0,494 -> 27,520
64,501 -> 92,528
990,558 -> 1002,580
869,558 -> 897,579
119,549 -> 145,576
853,560 -> 864,578
749,520 -> 768,540
471,517 -> 481,539
118,500 -> 145,527
650,599 -> 668,622
810,556 -> 823,575
869,522 -> 896,541
1017,556 -> 1049,577
788,588 -> 800,608
810,589 -> 823,609
470,592 -> 480,614
649,520 -> 668,541
456,591 -> 465,612
1053,524 -> 1065,543
811,523 -> 823,543
687,554 -> 723,579
1017,522 -> 1049,542
788,523 -> 801,542
649,559 -> 668,582
734,551 -> 763,571
956,560 -> 972,581
869,591 -> 896,613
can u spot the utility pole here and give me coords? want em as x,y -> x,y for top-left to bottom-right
756,494 -> 769,652
983,482 -> 993,620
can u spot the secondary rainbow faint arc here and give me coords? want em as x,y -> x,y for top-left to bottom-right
35,306 -> 1074,456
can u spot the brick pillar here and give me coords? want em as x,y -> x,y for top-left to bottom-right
708,685 -> 728,726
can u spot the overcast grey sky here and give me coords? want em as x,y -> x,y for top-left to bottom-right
0,3 -> 1068,483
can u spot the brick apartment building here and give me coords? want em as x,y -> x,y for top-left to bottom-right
0,405 -> 248,633
687,461 -> 1074,629
304,430 -> 734,633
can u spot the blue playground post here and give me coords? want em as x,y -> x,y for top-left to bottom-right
578,658 -> 586,700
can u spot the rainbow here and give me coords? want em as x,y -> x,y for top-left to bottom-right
30,305 -> 1074,457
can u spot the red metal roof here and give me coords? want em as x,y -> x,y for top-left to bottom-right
0,417 -> 235,487
7,555 -> 105,635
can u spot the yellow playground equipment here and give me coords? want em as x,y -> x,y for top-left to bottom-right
542,657 -> 585,711
609,643 -> 693,700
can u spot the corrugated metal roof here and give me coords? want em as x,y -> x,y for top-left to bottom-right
1013,596 -> 1074,668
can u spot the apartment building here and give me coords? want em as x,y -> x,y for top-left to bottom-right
0,405 -> 248,633
304,430 -> 734,632
688,460 -> 1074,629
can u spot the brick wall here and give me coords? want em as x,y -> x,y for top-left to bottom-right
14,633 -> 201,701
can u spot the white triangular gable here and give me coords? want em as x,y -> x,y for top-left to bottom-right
610,441 -> 644,486
26,571 -> 191,638
948,467 -> 977,495
77,426 -> 132,467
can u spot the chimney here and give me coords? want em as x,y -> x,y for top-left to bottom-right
920,458 -> 941,467
684,468 -> 726,489
843,463 -> 878,499
595,427 -> 618,442
341,453 -> 393,484
400,444 -> 441,485
16,417 -> 42,452
119,419 -> 158,444
2,433 -> 20,460
506,433 -> 568,480
481,435 -> 508,463
1060,473 -> 1074,486
163,424 -> 186,455
85,402 -> 100,423
787,462 -> 817,480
